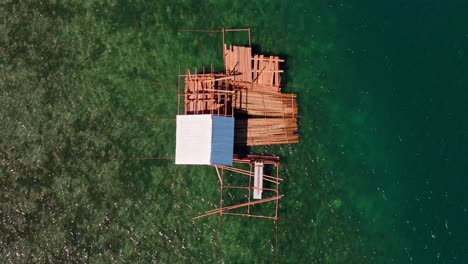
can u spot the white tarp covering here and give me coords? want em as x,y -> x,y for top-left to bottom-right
175,115 -> 234,165
253,161 -> 264,199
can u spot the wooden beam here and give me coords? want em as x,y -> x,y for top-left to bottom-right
193,195 -> 283,220
223,212 -> 278,221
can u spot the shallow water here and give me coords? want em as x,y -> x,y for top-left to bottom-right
2,0 -> 467,263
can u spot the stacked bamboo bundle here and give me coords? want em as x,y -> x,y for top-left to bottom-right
236,81 -> 281,93
234,91 -> 297,117
235,118 -> 299,146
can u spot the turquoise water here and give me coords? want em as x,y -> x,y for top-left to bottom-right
2,0 -> 467,263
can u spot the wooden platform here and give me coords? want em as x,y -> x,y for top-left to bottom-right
224,45 -> 298,146
234,91 -> 297,117
224,44 -> 284,89
235,118 -> 299,146
178,44 -> 299,147
194,155 -> 282,220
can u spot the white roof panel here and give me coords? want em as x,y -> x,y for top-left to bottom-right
175,115 -> 212,165
175,115 -> 234,165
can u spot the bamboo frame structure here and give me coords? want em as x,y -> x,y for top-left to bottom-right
175,29 -> 301,263
192,155 -> 282,263
177,70 -> 239,117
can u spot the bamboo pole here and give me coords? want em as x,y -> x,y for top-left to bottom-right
193,195 -> 283,220
232,155 -> 280,166
177,29 -> 222,33
214,166 -> 222,186
224,28 -> 251,32
218,165 -> 281,182
144,118 -> 176,122
275,220 -> 279,264
222,28 -> 225,70
217,166 -> 223,252
177,67 -> 181,115
223,212 -> 277,220
275,163 -> 280,264
248,163 -> 252,214
178,166 -> 184,198
216,165 -> 281,184
127,157 -> 174,160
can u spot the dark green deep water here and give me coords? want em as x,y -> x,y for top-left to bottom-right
2,1 -> 468,263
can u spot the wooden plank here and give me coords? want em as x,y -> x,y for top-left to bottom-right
243,47 -> 249,82
259,58 -> 265,85
274,56 -> 279,86
234,45 -> 238,74
226,45 -> 231,73
253,55 -> 258,85
268,56 -> 274,86
256,57 -> 284,62
228,44 -> 231,72
193,196 -> 283,220
224,44 -> 229,73
240,47 -> 244,81
242,47 -> 247,81
247,48 -> 251,81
